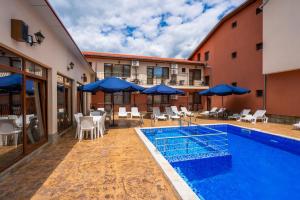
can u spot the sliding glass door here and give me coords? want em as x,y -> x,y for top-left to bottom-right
57,74 -> 72,133
0,46 -> 47,171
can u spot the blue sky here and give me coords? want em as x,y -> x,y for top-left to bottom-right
49,0 -> 246,58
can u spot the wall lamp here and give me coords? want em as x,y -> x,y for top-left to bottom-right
81,73 -> 87,82
27,31 -> 45,46
67,62 -> 74,71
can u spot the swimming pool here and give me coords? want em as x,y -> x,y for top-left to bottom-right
139,124 -> 300,200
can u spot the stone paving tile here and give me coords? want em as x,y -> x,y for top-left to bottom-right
0,117 -> 299,200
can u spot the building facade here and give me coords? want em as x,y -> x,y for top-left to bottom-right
189,0 -> 300,122
83,52 -> 208,112
263,0 -> 300,122
0,0 -> 93,172
189,0 -> 264,114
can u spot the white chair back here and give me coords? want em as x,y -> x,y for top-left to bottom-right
90,111 -> 101,116
241,109 -> 251,116
0,119 -> 16,134
181,107 -> 188,113
210,107 -> 218,112
97,108 -> 105,111
131,107 -> 139,114
74,113 -> 80,124
171,106 -> 179,114
119,107 -> 127,114
253,110 -> 266,118
80,116 -> 94,129
152,107 -> 161,117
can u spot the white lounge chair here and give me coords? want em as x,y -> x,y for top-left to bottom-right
229,109 -> 251,120
241,110 -> 268,124
199,107 -> 218,117
118,107 -> 128,118
212,108 -> 226,118
181,107 -> 193,117
152,107 -> 167,121
131,107 -> 141,118
171,106 -> 184,116
293,121 -> 300,130
165,107 -> 180,120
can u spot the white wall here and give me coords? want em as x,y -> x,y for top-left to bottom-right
263,0 -> 300,74
0,0 -> 92,135
88,58 -> 205,87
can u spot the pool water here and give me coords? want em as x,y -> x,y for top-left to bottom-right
141,124 -> 300,200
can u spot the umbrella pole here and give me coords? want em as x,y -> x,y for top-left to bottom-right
222,96 -> 224,107
112,93 -> 115,126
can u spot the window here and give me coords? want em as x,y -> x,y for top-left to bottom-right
104,92 -> 131,105
104,63 -> 131,78
204,76 -> 210,86
189,69 -> 202,86
182,68 -> 186,73
231,52 -> 237,59
197,53 -> 201,61
232,21 -> 237,29
231,82 -> 237,87
204,51 -> 210,61
256,8 -> 262,15
25,61 -> 46,77
256,43 -> 263,50
256,90 -> 263,97
162,67 -> 169,79
0,47 -> 22,70
147,67 -> 154,84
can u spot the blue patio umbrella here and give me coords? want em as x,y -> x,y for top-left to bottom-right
142,83 -> 184,95
79,77 -> 144,125
198,84 -> 250,106
142,84 -> 184,110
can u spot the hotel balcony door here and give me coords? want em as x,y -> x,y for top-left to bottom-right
57,74 -> 73,133
24,78 -> 47,153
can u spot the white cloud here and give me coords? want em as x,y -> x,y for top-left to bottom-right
49,0 -> 246,58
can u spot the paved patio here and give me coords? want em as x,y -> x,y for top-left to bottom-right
0,117 -> 299,200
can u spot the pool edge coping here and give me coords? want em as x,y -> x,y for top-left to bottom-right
135,127 -> 201,200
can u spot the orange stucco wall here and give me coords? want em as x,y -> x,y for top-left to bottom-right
90,89 -> 205,112
191,0 -> 263,113
266,69 -> 300,117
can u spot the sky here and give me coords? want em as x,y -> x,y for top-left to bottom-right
49,0 -> 246,58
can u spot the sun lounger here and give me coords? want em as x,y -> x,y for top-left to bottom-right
241,110 -> 268,123
152,107 -> 167,121
165,107 -> 180,120
228,109 -> 251,120
171,106 -> 184,116
181,107 -> 193,117
212,108 -> 226,118
118,107 -> 128,118
199,107 -> 218,116
293,122 -> 300,129
131,107 -> 141,118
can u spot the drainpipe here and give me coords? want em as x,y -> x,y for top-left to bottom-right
263,74 -> 267,110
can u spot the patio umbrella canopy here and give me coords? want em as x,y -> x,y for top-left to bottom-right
142,83 -> 184,95
0,74 -> 34,94
78,77 -> 144,125
142,83 -> 184,111
198,84 -> 250,106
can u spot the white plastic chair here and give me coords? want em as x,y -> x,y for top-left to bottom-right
74,113 -> 83,138
165,107 -> 180,120
152,107 -> 167,121
118,107 -> 128,118
181,107 -> 194,117
0,119 -> 21,147
131,107 -> 140,118
99,113 -> 106,137
79,116 -> 96,141
97,108 -> 105,112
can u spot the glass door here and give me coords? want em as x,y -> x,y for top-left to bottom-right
25,78 -> 47,152
57,74 -> 72,133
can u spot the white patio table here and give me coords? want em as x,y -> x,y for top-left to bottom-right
92,116 -> 103,138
